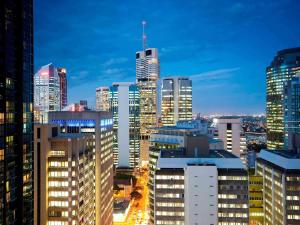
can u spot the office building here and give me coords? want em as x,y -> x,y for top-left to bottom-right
284,73 -> 300,150
148,121 -> 223,224
161,77 -> 192,126
136,48 -> 160,163
34,124 -> 96,225
154,149 -> 248,225
34,63 -> 61,123
214,117 -> 244,157
57,68 -> 68,109
96,86 -> 110,111
0,1 -> 34,224
266,47 -> 300,149
248,173 -> 264,225
79,100 -> 87,108
109,83 -> 140,168
48,111 -> 114,225
256,150 -> 300,224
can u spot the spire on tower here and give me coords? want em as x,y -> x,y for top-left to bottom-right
142,20 -> 147,51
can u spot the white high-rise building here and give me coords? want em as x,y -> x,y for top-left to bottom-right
96,86 -> 110,111
136,48 -> 160,163
109,82 -> 140,168
34,63 -> 61,123
214,117 -> 244,157
161,77 -> 192,126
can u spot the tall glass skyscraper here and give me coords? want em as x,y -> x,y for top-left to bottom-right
136,48 -> 160,163
34,63 -> 61,123
0,0 -> 34,224
109,83 -> 140,168
161,77 -> 192,126
266,47 -> 300,149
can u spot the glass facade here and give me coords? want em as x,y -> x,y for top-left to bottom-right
57,68 -> 67,109
109,83 -> 140,168
161,77 -> 192,126
0,0 -> 34,224
136,48 -> 160,139
34,63 -> 61,123
284,74 -> 300,149
266,47 -> 300,149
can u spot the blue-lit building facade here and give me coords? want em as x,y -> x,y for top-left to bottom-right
284,73 -> 300,150
48,111 -> 114,225
109,83 -> 140,169
266,47 -> 300,149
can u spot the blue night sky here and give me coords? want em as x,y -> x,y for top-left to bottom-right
35,0 -> 300,115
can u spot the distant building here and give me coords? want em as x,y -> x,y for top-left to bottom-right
153,149 -> 248,225
48,111 -> 114,225
109,83 -> 140,168
96,86 -> 110,111
136,48 -> 160,164
57,68 -> 68,109
266,47 -> 300,149
34,124 -> 96,225
284,73 -> 300,150
34,63 -> 61,123
79,100 -> 88,108
214,117 -> 244,157
256,150 -> 300,224
161,77 -> 192,126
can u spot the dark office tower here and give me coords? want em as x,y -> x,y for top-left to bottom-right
57,68 -> 67,109
266,47 -> 300,149
0,0 -> 34,225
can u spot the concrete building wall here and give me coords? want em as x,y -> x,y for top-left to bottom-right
185,165 -> 218,225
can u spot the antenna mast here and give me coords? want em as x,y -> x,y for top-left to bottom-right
142,21 -> 147,51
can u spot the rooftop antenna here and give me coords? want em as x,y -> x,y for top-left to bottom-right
142,20 -> 147,51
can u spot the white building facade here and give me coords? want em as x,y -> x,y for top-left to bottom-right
96,86 -> 110,111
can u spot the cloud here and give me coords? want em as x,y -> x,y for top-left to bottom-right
102,57 -> 128,67
189,67 -> 240,81
71,70 -> 89,80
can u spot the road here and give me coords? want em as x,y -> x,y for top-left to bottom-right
114,169 -> 149,225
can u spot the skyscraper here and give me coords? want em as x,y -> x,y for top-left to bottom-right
136,47 -> 160,164
34,63 -> 61,123
0,1 -> 34,224
57,68 -> 67,109
96,86 -> 110,111
48,111 -> 114,225
284,73 -> 300,150
34,124 -> 96,225
266,47 -> 300,149
109,83 -> 140,168
161,77 -> 192,126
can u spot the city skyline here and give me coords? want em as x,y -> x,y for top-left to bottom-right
35,0 -> 300,114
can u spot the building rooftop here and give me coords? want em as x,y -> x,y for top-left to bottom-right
157,149 -> 244,169
258,150 -> 300,170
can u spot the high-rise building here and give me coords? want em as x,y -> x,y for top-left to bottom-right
148,122 -> 224,225
34,124 -> 96,225
34,63 -> 61,123
161,77 -> 192,126
109,83 -> 140,168
136,48 -> 160,163
266,47 -> 300,149
96,86 -> 110,111
48,111 -> 114,225
57,68 -> 67,109
256,150 -> 300,224
153,149 -> 248,225
214,117 -> 244,157
0,1 -> 34,224
284,73 -> 300,150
